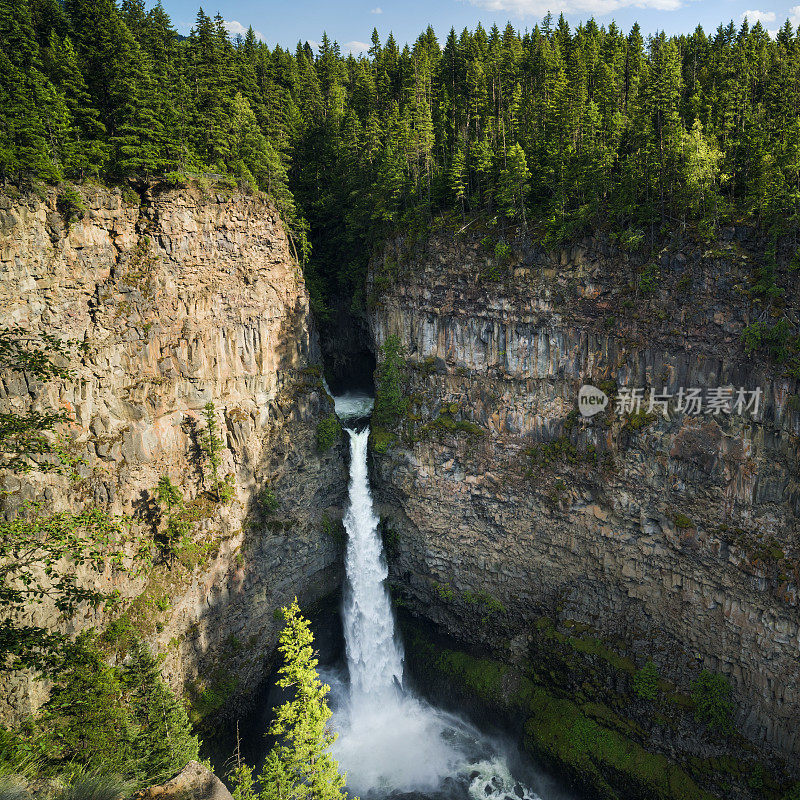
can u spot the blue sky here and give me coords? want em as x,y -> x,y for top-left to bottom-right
162,0 -> 800,52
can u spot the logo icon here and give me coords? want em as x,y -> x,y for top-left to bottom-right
578,384 -> 609,418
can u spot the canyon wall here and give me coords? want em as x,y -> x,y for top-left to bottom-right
0,182 -> 347,725
368,223 -> 799,791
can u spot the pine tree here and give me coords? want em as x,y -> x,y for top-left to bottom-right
260,599 -> 348,800
201,401 -> 225,501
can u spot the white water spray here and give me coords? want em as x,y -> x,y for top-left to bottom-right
328,394 -> 560,799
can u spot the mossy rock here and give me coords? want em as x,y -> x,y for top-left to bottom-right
369,425 -> 397,453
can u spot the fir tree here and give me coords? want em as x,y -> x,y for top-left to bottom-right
122,639 -> 201,783
497,142 -> 531,223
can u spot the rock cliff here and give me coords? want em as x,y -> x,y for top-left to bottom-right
0,182 -> 346,726
368,222 -> 799,795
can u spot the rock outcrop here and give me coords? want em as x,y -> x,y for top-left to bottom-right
0,182 -> 347,725
368,223 -> 799,792
136,761 -> 234,800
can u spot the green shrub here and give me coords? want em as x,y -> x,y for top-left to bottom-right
321,512 -> 345,544
784,782 -> 800,800
369,426 -> 396,453
121,187 -> 140,206
673,513 -> 695,530
690,670 -> 735,733
618,228 -> 644,251
372,335 -> 407,428
258,485 -> 278,513
315,414 -> 340,452
162,171 -> 190,187
54,773 -> 134,800
215,474 -> 236,504
624,409 -> 657,431
638,263 -> 660,294
56,186 -> 84,227
633,660 -> 660,700
748,764 -> 764,790
434,582 -> 455,602
494,240 -> 511,262
462,589 -> 506,620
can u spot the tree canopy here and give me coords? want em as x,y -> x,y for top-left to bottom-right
3,3 -> 800,316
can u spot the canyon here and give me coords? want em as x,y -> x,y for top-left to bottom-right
1,186 -> 798,799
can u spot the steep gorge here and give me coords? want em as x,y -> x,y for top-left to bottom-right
367,222 -> 800,798
3,182 -> 799,799
0,182 -> 347,727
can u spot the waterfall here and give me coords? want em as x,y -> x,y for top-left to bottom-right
341,427 -> 404,702
327,394 -> 555,800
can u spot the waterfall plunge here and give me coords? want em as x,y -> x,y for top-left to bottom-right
333,426 -> 464,794
341,427 -> 404,703
326,394 -> 551,800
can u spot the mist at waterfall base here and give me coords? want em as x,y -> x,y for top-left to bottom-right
327,394 -> 575,800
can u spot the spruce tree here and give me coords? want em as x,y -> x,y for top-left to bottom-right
122,639 -> 201,784
497,142 -> 530,222
260,599 -> 348,800
0,0 -> 62,182
46,31 -> 108,177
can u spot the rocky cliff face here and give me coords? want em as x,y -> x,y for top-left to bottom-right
368,223 -> 799,792
0,182 -> 346,725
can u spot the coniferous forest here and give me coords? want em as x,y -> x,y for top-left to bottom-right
3,0 -> 800,313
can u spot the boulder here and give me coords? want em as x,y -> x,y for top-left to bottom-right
136,762 -> 233,800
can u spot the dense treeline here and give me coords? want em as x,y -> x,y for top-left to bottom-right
2,0 -> 800,303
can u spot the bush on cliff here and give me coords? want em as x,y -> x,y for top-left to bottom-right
372,335 -> 407,429
316,414 -> 341,452
633,660 -> 660,701
691,670 -> 735,733
784,782 -> 800,800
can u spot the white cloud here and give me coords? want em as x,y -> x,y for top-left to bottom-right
371,6 -> 383,13
740,9 -> 776,24
223,19 -> 265,41
459,0 -> 683,16
789,4 -> 800,26
344,40 -> 371,53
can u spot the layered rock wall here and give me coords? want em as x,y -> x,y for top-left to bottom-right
369,225 -> 799,770
0,183 -> 346,724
